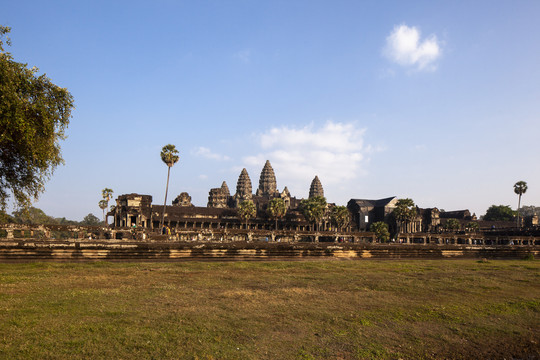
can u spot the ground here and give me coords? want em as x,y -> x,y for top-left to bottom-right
0,259 -> 538,359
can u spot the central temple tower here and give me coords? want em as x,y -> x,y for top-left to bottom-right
256,160 -> 278,196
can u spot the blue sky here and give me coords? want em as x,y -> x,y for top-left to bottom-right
2,1 -> 539,220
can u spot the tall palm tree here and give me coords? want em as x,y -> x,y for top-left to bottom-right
267,197 -> 287,230
330,206 -> 350,232
238,200 -> 256,230
101,188 -> 113,224
98,199 -> 108,224
160,144 -> 180,230
300,196 -> 327,231
514,181 -> 528,228
393,198 -> 416,234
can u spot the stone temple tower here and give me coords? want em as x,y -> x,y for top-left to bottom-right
256,160 -> 278,196
308,176 -> 324,198
207,181 -> 230,208
234,168 -> 252,205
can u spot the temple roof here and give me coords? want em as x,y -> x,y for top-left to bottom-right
347,197 -> 396,209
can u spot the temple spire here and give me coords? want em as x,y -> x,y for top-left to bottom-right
234,168 -> 252,204
309,175 -> 324,198
256,160 -> 277,196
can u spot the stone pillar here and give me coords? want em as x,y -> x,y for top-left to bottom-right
6,229 -> 14,239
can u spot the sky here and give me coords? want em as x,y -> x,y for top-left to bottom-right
2,1 -> 539,221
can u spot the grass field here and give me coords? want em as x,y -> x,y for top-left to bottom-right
0,259 -> 538,359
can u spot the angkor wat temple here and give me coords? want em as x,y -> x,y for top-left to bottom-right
110,160 -> 336,232
109,160 -> 528,237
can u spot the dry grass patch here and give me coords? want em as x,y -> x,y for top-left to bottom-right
0,259 -> 538,359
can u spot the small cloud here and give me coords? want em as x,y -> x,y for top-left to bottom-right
198,174 -> 208,180
233,49 -> 251,64
383,24 -> 441,71
192,147 -> 230,161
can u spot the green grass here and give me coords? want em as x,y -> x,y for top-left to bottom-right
0,260 -> 539,359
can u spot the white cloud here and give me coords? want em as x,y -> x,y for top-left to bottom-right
242,121 -> 371,199
192,147 -> 230,161
233,49 -> 251,64
383,24 -> 441,71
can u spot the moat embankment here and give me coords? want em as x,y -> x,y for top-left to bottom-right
0,239 -> 537,262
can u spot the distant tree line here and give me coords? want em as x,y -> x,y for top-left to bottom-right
0,207 -> 102,226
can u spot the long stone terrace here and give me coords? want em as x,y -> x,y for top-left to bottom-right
1,224 -> 540,246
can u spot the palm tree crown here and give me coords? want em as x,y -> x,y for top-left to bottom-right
102,188 -> 114,202
161,144 -> 180,167
267,197 -> 287,230
238,200 -> 256,230
514,181 -> 528,196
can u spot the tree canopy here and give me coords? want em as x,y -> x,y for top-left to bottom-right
9,206 -> 81,225
465,222 -> 479,232
392,198 -> 416,233
445,218 -> 461,231
483,205 -> 516,221
238,200 -> 256,229
11,206 -> 54,225
81,213 -> 102,226
370,221 -> 390,242
0,26 -> 74,211
266,197 -> 287,230
330,206 -> 350,231
300,196 -> 327,231
160,144 -> 180,168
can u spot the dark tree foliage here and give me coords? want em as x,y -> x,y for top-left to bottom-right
392,198 -> 416,233
238,200 -> 256,229
445,218 -> 461,231
370,221 -> 390,242
11,206 -> 54,224
81,213 -> 102,226
0,26 -> 74,211
483,205 -> 516,221
300,196 -> 327,231
330,205 -> 350,231
266,197 -> 287,230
